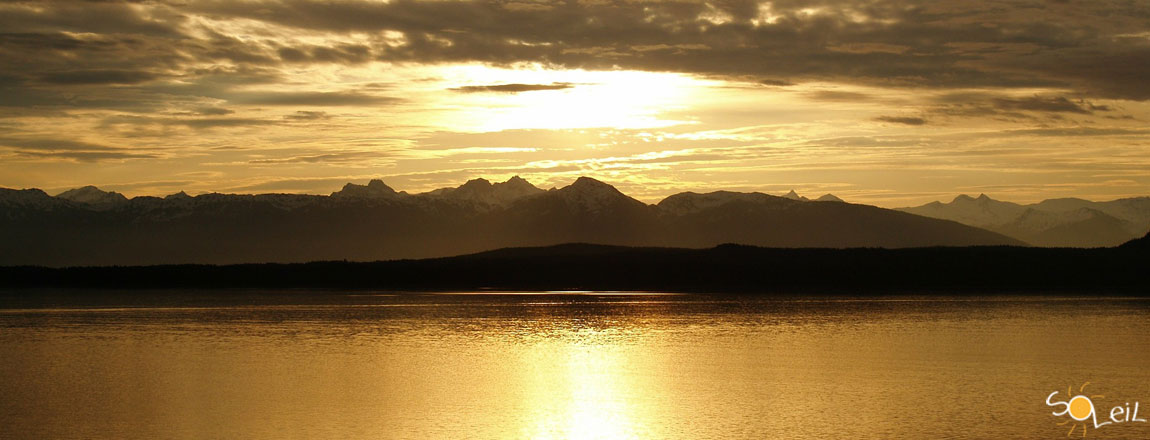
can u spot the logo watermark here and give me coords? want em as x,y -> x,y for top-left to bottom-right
1047,382 -> 1146,437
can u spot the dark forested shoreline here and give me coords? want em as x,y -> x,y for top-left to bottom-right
2,238 -> 1146,293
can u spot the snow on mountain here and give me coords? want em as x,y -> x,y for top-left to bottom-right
550,176 -> 647,213
56,186 -> 128,210
782,190 -> 809,201
0,188 -> 63,210
425,176 -> 544,208
899,194 -> 1027,227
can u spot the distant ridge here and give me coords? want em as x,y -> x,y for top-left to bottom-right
899,193 -> 1150,247
2,176 -> 1026,266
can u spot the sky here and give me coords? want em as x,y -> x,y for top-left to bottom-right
1,0 -> 1149,207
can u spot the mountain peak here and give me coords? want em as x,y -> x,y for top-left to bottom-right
570,176 -> 615,189
815,194 -> 844,202
977,193 -> 991,201
460,178 -> 492,189
427,176 -> 543,207
165,191 -> 191,200
554,177 -> 640,211
783,190 -> 809,201
56,185 -> 128,207
332,179 -> 399,199
952,194 -> 975,203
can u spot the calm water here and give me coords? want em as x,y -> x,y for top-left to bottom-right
2,291 -> 1149,439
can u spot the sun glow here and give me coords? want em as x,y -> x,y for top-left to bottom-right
439,66 -> 706,131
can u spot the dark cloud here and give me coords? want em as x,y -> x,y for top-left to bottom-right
0,137 -> 122,152
0,2 -> 185,37
39,69 -> 159,85
1003,128 -> 1146,137
925,94 -> 1116,121
875,116 -> 927,125
177,118 -> 278,129
805,90 -> 874,102
163,0 -> 1148,99
104,115 -> 277,129
13,151 -> 159,162
192,107 -> 235,116
0,0 -> 1147,126
450,83 -> 573,93
991,96 -> 1093,114
0,134 -> 160,162
284,111 -> 331,121
248,150 -> 390,164
758,79 -> 794,87
277,44 -> 373,64
229,91 -> 402,106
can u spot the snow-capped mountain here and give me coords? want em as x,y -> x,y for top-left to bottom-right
425,176 -> 544,208
782,190 -> 808,201
56,186 -> 128,209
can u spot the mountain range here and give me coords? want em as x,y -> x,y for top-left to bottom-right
897,194 -> 1150,247
3,176 -> 1129,266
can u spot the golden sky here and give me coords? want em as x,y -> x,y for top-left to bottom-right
1,0 -> 1149,206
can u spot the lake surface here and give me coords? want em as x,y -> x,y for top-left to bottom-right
2,291 -> 1149,439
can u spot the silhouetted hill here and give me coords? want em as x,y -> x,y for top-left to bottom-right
1,242 -> 1143,292
2,176 -> 1023,266
660,192 -> 1022,248
1120,231 -> 1150,249
899,194 -> 1150,247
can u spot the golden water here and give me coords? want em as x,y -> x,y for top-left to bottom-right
2,293 -> 1149,439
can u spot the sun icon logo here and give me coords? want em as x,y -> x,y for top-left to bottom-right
1049,382 -> 1105,437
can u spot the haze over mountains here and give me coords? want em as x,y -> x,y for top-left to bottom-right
898,194 -> 1150,248
5,175 -> 1130,266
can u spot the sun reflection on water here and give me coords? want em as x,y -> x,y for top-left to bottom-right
521,343 -> 643,440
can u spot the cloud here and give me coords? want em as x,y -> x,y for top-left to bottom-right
2,0 -> 1148,125
277,44 -> 373,64
1002,128 -> 1147,137
13,151 -> 159,162
758,79 -> 794,87
991,96 -> 1093,114
100,115 -> 277,130
38,69 -> 159,85
451,83 -> 573,93
0,137 -> 122,152
229,91 -> 402,106
284,111 -> 331,121
0,136 -> 158,162
156,0 -> 1148,99
805,90 -> 874,102
247,150 -> 392,164
177,118 -> 278,129
192,107 -> 235,116
874,116 -> 927,125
